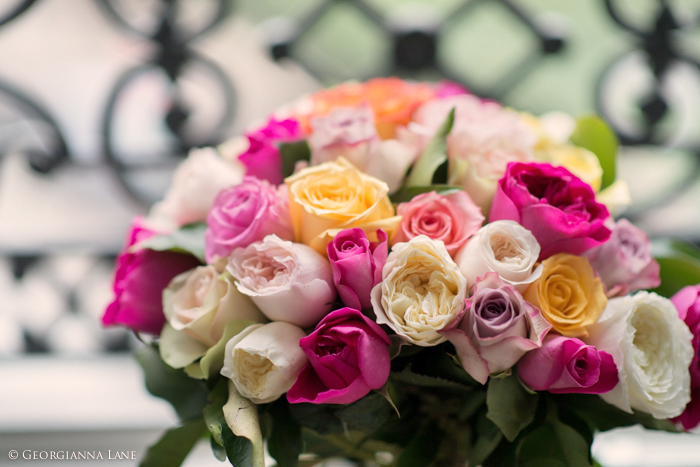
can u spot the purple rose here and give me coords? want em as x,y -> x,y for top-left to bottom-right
518,334 -> 619,394
326,228 -> 388,310
489,162 -> 611,260
585,218 -> 660,296
671,286 -> 700,430
102,218 -> 201,334
205,176 -> 294,263
441,272 -> 552,384
238,118 -> 302,185
287,307 -> 392,405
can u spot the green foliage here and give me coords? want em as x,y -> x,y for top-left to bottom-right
139,419 -> 207,467
469,411 -> 503,466
268,399 -> 303,467
395,422 -> 444,467
390,185 -> 463,204
280,141 -> 311,178
221,382 -> 265,467
486,373 -> 539,442
652,238 -> 700,298
570,114 -> 618,190
136,223 -> 207,262
404,108 -> 455,188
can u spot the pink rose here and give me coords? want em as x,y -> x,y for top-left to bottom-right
441,272 -> 552,384
518,334 -> 619,394
434,80 -> 470,98
394,191 -> 484,257
102,217 -> 201,334
327,228 -> 388,310
671,285 -> 700,430
238,118 -> 302,185
490,162 -> 611,260
205,176 -> 293,263
585,218 -> 660,296
287,307 -> 392,405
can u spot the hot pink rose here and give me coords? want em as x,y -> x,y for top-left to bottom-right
441,272 -> 552,384
287,307 -> 392,405
434,80 -> 470,98
394,191 -> 484,257
671,285 -> 700,430
585,218 -> 660,296
327,228 -> 388,310
102,217 -> 201,334
238,118 -> 302,185
518,334 -> 619,394
205,176 -> 293,263
489,162 -> 611,260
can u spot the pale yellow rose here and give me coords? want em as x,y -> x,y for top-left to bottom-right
523,253 -> 607,338
546,145 -> 603,192
285,157 -> 401,254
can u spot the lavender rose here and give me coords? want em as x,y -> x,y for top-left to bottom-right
327,228 -> 388,310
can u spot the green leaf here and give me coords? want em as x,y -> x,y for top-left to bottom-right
139,418 -> 207,467
185,319 -> 257,379
136,223 -> 207,262
203,379 -> 229,447
517,419 -> 592,467
391,364 -> 472,392
268,399 -> 303,467
651,239 -> 700,298
288,403 -> 344,435
210,435 -> 227,462
221,381 -> 265,467
570,115 -> 618,190
486,374 -> 538,442
135,345 -> 210,421
405,108 -> 455,188
390,185 -> 463,204
395,422 -> 443,467
280,141 -> 311,178
335,393 -> 394,432
469,411 -> 503,467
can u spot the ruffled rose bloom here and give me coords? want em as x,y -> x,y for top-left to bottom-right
409,95 -> 537,213
221,321 -> 308,404
586,292 -> 693,418
524,253 -> 607,338
227,235 -> 336,328
238,118 -> 302,185
441,273 -> 551,384
518,334 -> 618,394
455,220 -> 541,293
308,104 -> 417,192
159,266 -> 265,370
670,286 -> 700,430
285,157 -> 401,254
585,219 -> 660,297
287,307 -> 392,404
327,228 -> 388,310
371,235 -> 467,346
147,147 -> 245,232
394,191 -> 484,257
205,176 -> 294,263
490,162 -> 611,260
102,217 -> 201,334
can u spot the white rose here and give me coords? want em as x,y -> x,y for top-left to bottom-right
147,147 -> 245,232
455,220 -> 541,293
227,235 -> 336,328
371,235 -> 467,346
585,291 -> 693,418
221,321 -> 308,404
160,266 -> 265,370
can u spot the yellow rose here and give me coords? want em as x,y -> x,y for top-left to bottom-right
285,157 -> 401,254
523,253 -> 607,338
548,145 -> 603,192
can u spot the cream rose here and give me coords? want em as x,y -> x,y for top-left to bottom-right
285,157 -> 401,254
455,220 -> 541,292
221,321 -> 308,404
371,235 -> 467,346
585,292 -> 693,418
159,266 -> 265,371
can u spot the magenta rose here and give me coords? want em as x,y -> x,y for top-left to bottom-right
394,191 -> 484,257
327,228 -> 388,310
287,307 -> 392,405
585,218 -> 660,297
518,334 -> 618,394
671,285 -> 700,430
489,162 -> 611,260
205,176 -> 294,263
102,218 -> 201,334
238,118 -> 302,185
441,272 -> 551,384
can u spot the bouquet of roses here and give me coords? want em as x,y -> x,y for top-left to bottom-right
102,78 -> 700,467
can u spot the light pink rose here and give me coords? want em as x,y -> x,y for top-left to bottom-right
238,118 -> 302,185
227,235 -> 336,328
394,191 -> 484,257
585,218 -> 660,297
441,272 -> 551,384
205,176 -> 293,263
